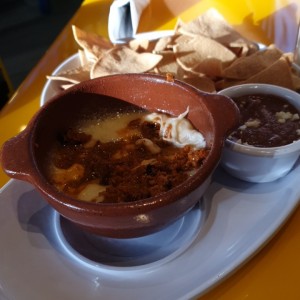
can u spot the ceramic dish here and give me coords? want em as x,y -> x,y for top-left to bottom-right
4,72 -> 239,238
1,161 -> 300,299
218,83 -> 300,183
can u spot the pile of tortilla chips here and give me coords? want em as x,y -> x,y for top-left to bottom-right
47,8 -> 300,93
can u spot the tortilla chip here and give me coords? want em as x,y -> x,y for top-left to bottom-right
90,46 -> 163,78
223,45 -> 283,79
215,78 -> 243,91
72,25 -> 113,61
173,35 -> 236,76
128,39 -> 150,52
78,49 -> 89,66
177,8 -> 257,55
190,58 -> 224,78
174,18 -> 185,33
292,73 -> 300,90
47,64 -> 91,84
182,76 -> 216,93
153,35 -> 180,53
155,51 -> 185,78
226,45 -> 244,57
61,83 -> 75,90
283,52 -> 294,63
242,57 -> 294,89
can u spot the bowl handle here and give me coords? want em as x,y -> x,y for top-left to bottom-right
203,93 -> 240,136
0,129 -> 33,182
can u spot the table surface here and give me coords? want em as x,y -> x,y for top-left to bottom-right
1,0 -> 300,299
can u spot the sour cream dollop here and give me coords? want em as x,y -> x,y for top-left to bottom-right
144,107 -> 206,149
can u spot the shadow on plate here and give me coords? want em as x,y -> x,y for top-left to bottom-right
54,202 -> 204,271
16,187 -> 205,271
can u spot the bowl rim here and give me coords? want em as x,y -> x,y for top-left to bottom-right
218,83 -> 300,157
224,138 -> 300,156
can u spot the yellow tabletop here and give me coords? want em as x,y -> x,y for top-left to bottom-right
1,0 -> 300,299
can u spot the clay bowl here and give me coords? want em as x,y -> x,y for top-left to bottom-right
0,73 -> 239,238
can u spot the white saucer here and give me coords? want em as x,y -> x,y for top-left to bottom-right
1,161 -> 300,299
54,202 -> 203,272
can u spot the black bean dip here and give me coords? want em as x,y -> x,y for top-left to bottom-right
229,94 -> 300,147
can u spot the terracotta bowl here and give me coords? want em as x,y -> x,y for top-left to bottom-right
0,73 -> 239,238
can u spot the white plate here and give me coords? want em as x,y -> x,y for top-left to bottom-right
40,53 -> 80,106
1,161 -> 300,300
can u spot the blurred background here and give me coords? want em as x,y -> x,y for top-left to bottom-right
0,0 -> 83,107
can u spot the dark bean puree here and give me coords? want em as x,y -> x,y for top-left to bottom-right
229,94 -> 300,147
48,117 -> 209,203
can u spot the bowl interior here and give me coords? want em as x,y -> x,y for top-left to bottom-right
218,83 -> 300,156
31,74 -> 220,200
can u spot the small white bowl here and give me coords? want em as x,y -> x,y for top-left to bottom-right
218,83 -> 300,183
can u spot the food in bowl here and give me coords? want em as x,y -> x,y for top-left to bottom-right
228,93 -> 300,147
0,73 -> 239,238
218,83 -> 300,183
47,108 -> 209,203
